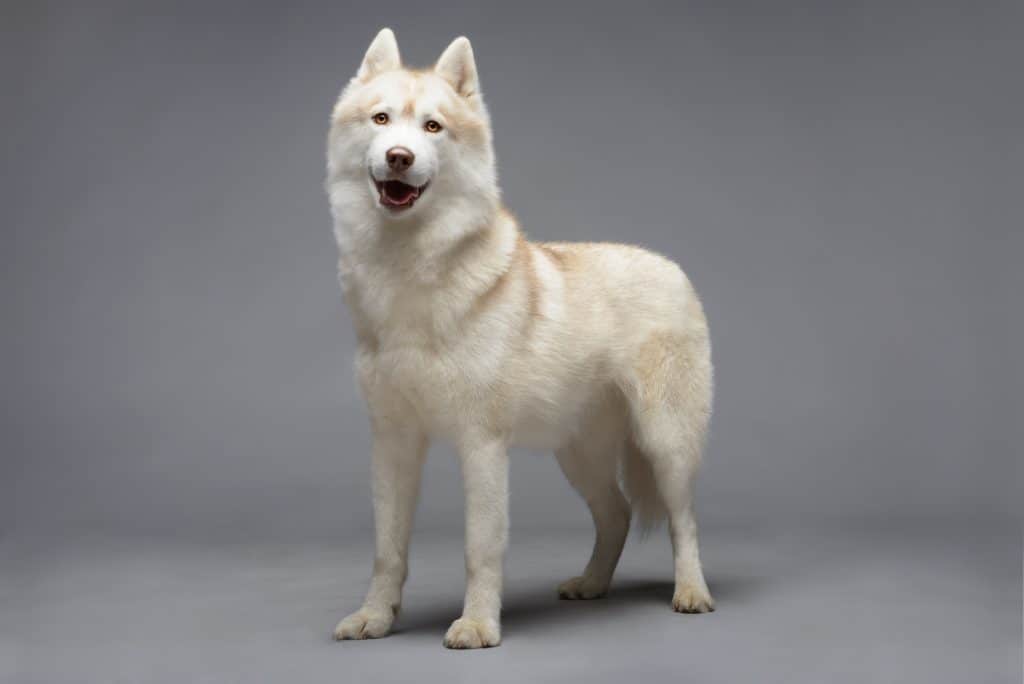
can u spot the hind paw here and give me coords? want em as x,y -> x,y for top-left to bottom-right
672,584 -> 715,613
557,575 -> 609,600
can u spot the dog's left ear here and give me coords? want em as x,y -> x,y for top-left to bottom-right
435,36 -> 479,97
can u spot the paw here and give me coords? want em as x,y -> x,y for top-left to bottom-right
443,617 -> 501,649
333,607 -> 393,640
557,575 -> 609,600
672,584 -> 715,613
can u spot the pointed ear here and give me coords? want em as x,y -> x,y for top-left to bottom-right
357,28 -> 401,81
435,36 -> 479,97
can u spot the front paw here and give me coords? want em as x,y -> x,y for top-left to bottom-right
443,616 -> 501,649
333,607 -> 393,640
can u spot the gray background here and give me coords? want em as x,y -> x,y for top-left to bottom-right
2,1 -> 1021,682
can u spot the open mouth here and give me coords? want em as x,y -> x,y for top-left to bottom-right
374,178 -> 428,210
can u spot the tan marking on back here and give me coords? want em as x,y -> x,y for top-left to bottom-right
467,250 -> 516,321
463,225 -> 540,337
521,236 -> 541,325
535,242 -> 580,273
466,228 -> 523,319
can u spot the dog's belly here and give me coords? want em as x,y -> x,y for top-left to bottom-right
507,396 -> 588,451
504,365 -> 617,450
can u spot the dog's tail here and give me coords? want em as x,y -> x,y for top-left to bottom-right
621,436 -> 667,535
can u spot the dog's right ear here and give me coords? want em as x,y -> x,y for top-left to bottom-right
357,28 -> 401,81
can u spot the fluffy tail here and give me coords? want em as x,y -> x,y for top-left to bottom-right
621,436 -> 666,535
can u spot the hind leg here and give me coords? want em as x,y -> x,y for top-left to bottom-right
625,331 -> 715,613
554,418 -> 632,599
659,461 -> 714,613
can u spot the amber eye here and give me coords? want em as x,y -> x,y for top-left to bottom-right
372,112 -> 389,125
424,119 -> 443,133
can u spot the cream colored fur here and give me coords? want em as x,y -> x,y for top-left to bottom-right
326,29 -> 715,649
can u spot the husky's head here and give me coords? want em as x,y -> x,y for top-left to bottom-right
327,29 -> 498,223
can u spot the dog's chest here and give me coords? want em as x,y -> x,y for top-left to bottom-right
350,280 -> 501,422
370,337 -> 502,433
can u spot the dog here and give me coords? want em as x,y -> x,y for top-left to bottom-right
326,28 -> 715,649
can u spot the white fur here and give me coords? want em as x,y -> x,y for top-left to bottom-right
326,29 -> 715,649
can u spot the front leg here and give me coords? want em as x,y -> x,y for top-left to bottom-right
334,428 -> 427,640
444,434 -> 508,649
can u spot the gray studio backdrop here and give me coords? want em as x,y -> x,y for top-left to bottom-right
3,1 -> 1020,542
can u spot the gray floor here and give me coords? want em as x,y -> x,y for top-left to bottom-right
2,524 -> 1020,683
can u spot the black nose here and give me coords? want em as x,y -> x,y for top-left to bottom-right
386,146 -> 415,171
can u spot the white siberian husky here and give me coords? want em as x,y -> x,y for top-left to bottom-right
326,28 -> 715,649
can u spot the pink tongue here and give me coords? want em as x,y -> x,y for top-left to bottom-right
384,181 -> 416,204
